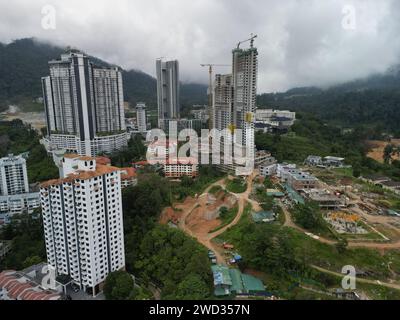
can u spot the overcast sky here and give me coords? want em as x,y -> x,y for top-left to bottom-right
1,0 -> 400,92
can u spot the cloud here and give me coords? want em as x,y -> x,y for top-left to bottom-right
0,0 -> 400,92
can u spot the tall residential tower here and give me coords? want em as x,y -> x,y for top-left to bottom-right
42,52 -> 128,157
156,59 -> 180,129
40,154 -> 125,296
232,44 -> 258,162
211,38 -> 258,174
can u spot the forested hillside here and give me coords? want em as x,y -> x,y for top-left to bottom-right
258,69 -> 400,136
0,38 -> 207,111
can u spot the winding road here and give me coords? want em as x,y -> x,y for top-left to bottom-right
178,172 -> 258,265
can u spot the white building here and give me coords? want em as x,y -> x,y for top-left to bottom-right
255,109 -> 296,123
232,43 -> 258,166
156,59 -> 180,128
163,157 -> 198,179
211,39 -> 259,175
259,156 -> 278,177
42,52 -> 128,157
0,154 -> 40,216
255,109 -> 296,133
136,103 -> 147,133
276,163 -> 297,179
213,74 -> 233,140
40,154 -> 125,296
0,154 -> 29,196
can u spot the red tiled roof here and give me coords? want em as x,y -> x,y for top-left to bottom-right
40,164 -> 120,188
133,160 -> 148,166
0,270 -> 61,300
95,156 -> 111,166
120,167 -> 137,180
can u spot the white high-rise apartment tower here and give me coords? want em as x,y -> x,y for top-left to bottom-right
232,43 -> 258,163
40,154 -> 125,296
156,59 -> 180,128
211,39 -> 258,174
136,102 -> 147,132
42,51 -> 128,157
0,154 -> 29,196
212,74 -> 233,137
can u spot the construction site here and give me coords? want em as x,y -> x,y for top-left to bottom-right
306,166 -> 400,245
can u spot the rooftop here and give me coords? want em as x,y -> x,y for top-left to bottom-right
0,269 -> 61,300
289,170 -> 318,181
40,163 -> 120,188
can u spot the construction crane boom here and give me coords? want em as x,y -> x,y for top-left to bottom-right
237,33 -> 257,49
200,64 -> 231,130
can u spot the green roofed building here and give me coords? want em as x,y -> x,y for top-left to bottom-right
241,274 -> 265,293
211,265 -> 232,296
285,184 -> 305,205
211,264 -> 265,296
229,268 -> 244,294
266,189 -> 285,198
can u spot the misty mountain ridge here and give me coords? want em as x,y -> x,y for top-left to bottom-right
0,38 -> 207,111
1,38 -> 400,135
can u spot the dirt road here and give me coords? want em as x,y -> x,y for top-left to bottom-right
178,172 -> 258,265
311,265 -> 400,291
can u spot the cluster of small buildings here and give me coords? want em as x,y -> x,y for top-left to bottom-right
146,139 -> 199,179
258,160 -> 346,209
211,264 -> 265,297
361,174 -> 400,195
0,154 -> 41,226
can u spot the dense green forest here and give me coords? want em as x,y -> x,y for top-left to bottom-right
0,38 -> 207,111
258,85 -> 400,137
0,211 -> 46,270
0,120 -> 58,182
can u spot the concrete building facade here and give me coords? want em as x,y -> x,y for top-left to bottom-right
40,154 -> 125,296
42,52 -> 128,157
156,59 -> 180,128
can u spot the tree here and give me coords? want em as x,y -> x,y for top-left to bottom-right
292,202 -> 327,233
263,177 -> 274,188
335,238 -> 348,254
219,207 -> 229,219
22,255 -> 43,269
130,225 -> 212,299
173,274 -> 211,300
104,271 -> 134,300
384,144 -> 394,164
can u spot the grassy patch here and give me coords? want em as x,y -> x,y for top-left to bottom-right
226,178 -> 247,194
209,185 -> 223,195
209,206 -> 239,233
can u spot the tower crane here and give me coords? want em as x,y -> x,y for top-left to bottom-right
236,33 -> 257,49
200,64 -> 231,129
